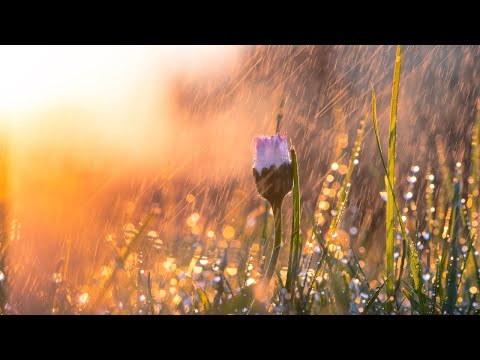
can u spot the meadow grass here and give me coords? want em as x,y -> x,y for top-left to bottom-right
1,46 -> 480,315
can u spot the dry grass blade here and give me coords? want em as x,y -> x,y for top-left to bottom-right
194,282 -> 212,313
331,118 -> 366,232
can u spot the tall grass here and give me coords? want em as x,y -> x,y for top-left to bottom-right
386,45 -> 401,312
68,47 -> 480,315
3,46 -> 480,315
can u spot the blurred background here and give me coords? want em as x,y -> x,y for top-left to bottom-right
0,45 -> 478,313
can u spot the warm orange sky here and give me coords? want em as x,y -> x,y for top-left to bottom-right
1,45 -> 243,178
0,45 -> 239,115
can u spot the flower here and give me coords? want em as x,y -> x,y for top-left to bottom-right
252,133 -> 293,206
253,133 -> 291,173
252,132 -> 295,289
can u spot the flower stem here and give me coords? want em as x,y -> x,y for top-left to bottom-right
264,201 -> 282,287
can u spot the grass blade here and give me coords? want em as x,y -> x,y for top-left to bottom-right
147,272 -> 155,315
433,235 -> 449,311
385,45 -> 401,311
372,56 -> 427,313
363,280 -> 386,315
305,116 -> 368,312
194,282 -> 212,313
457,206 -> 479,289
402,286 -> 420,314
394,238 -> 407,302
467,99 -> 480,223
89,214 -> 154,311
330,270 -> 350,314
443,181 -> 461,314
331,118 -> 366,233
275,93 -> 285,133
275,269 -> 285,289
286,147 -> 303,293
431,255 -> 443,314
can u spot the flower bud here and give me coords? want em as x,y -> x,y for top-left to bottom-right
252,133 -> 293,206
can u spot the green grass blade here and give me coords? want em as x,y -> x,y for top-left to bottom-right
372,84 -> 427,314
286,147 -> 303,293
402,286 -> 420,314
433,234 -> 449,310
443,181 -> 461,314
363,280 -> 386,315
371,46 -> 427,313
468,99 -> 480,221
460,99 -> 480,294
457,206 -> 479,289
431,254 -> 444,314
301,116 -> 366,311
425,165 -> 434,273
330,270 -> 350,314
435,138 -> 453,231
470,238 -> 480,292
275,269 -> 285,289
394,238 -> 407,301
385,45 -> 401,310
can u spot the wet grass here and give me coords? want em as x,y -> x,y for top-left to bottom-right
1,46 -> 480,315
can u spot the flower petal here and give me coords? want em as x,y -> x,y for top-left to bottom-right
253,132 -> 291,172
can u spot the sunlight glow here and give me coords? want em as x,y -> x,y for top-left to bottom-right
0,45 -> 237,116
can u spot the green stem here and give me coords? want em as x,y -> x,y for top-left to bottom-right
264,201 -> 283,287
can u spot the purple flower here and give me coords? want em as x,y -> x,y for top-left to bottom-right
252,132 -> 293,206
251,132 -> 295,289
253,132 -> 291,173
